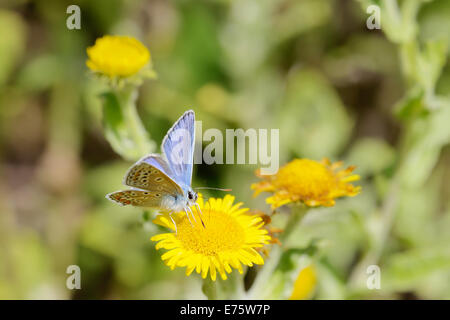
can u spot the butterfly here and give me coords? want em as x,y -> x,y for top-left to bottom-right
106,110 -> 203,231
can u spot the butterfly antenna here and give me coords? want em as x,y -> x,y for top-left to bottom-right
195,203 -> 203,218
194,187 -> 232,192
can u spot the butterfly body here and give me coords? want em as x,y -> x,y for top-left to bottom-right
106,110 -> 199,223
160,192 -> 193,213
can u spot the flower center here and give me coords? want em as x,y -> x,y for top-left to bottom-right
176,209 -> 245,256
274,159 -> 336,199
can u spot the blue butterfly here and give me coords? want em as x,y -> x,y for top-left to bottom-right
106,110 -> 202,230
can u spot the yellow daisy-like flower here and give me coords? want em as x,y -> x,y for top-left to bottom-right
252,158 -> 361,209
151,195 -> 271,281
289,265 -> 317,300
86,35 -> 151,78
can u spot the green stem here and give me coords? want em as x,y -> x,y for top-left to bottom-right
222,270 -> 246,299
348,178 -> 399,289
202,277 -> 218,300
247,205 -> 308,299
384,0 -> 401,26
116,86 -> 154,159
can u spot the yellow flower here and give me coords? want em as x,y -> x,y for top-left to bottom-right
86,35 -> 151,78
252,158 -> 361,209
289,265 -> 317,300
151,195 -> 271,281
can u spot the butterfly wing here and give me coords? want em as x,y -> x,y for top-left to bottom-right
130,154 -> 173,180
106,190 -> 165,208
122,155 -> 183,196
107,111 -> 196,209
161,110 -> 195,187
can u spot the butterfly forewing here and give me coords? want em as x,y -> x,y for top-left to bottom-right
107,190 -> 164,208
161,110 -> 195,187
139,154 -> 173,176
123,161 -> 183,196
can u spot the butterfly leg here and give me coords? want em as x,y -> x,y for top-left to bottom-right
184,208 -> 194,227
193,203 -> 205,228
168,212 -> 178,234
188,205 -> 205,228
187,206 -> 198,223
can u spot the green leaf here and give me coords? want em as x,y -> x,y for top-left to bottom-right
417,40 -> 449,98
0,10 -> 26,87
260,241 -> 319,299
315,258 -> 346,299
398,101 -> 450,187
273,0 -> 331,43
419,0 -> 450,46
394,86 -> 428,120
16,54 -> 62,92
279,69 -> 353,159
346,138 -> 396,177
382,246 -> 450,292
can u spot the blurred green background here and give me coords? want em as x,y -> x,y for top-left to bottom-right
0,0 -> 449,299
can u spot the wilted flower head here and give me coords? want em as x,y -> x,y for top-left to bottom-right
252,158 -> 361,209
151,194 -> 271,281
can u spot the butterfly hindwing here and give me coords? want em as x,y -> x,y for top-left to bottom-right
161,110 -> 195,187
106,190 -> 164,208
123,158 -> 183,196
